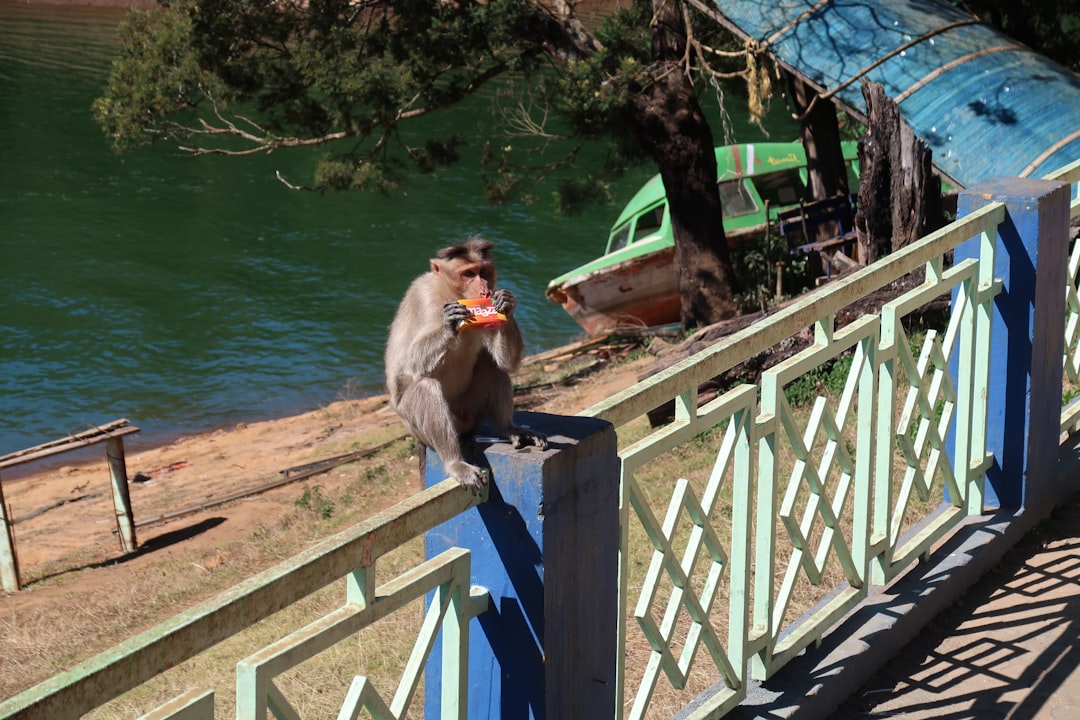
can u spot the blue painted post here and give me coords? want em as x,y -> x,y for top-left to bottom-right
424,411 -> 619,719
954,177 -> 1070,511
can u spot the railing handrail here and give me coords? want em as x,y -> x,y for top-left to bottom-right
1045,157 -> 1080,184
581,201 -> 1007,429
0,479 -> 480,720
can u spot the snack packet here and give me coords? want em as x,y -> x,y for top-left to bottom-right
456,297 -> 507,331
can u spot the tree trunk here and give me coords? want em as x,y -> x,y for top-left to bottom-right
855,79 -> 942,263
624,0 -> 740,331
788,73 -> 849,214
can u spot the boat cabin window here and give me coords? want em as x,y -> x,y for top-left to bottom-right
632,204 -> 664,243
608,224 -> 631,253
718,179 -> 759,218
753,170 -> 808,211
607,201 -> 664,254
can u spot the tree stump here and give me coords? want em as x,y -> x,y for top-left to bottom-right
855,79 -> 943,264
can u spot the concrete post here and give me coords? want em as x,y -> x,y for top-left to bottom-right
954,177 -> 1071,511
424,411 -> 619,719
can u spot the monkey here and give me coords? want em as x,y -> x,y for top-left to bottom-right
385,236 -> 548,495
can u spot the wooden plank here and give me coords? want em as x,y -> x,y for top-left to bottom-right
0,425 -> 140,470
0,420 -> 132,463
107,437 -> 137,553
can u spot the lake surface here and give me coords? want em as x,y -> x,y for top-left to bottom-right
0,1 -> 797,456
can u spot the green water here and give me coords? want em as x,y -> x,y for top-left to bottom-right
0,1 -> 798,454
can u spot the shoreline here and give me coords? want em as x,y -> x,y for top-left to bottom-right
0,338 -> 649,705
0,335 -> 608,483
0,393 -> 388,484
0,335 -> 645,573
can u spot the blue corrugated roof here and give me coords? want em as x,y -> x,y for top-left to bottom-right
714,0 -> 1080,187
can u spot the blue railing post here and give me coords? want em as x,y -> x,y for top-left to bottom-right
424,411 -> 619,719
954,177 -> 1070,511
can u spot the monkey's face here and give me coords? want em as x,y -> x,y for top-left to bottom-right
455,261 -> 495,299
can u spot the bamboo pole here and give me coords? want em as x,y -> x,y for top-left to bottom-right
107,437 -> 137,553
0,473 -> 22,592
0,423 -> 140,470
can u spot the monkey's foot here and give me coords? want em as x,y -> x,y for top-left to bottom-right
448,460 -> 489,497
509,427 -> 548,451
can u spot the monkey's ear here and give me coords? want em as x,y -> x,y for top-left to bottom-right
430,259 -> 442,275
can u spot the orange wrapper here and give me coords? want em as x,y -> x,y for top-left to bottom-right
456,297 -> 507,331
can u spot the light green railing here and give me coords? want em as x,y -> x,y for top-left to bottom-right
583,202 -> 1006,718
0,480 -> 485,720
3,175 -> 1077,720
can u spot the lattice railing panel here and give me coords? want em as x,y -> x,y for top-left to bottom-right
891,324 -> 959,522
752,317 -> 876,676
1042,159 -> 1080,434
234,547 -> 487,720
876,255 -> 997,580
1061,234 -> 1080,434
1063,239 -> 1080,386
589,203 -> 1006,719
619,386 -> 756,720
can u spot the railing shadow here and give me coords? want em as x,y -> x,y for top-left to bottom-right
24,517 -> 226,586
836,503 -> 1080,718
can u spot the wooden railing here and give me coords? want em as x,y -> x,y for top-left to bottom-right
0,419 -> 141,591
0,175 -> 1075,720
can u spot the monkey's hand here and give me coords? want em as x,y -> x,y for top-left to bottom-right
442,301 -> 472,332
491,288 -> 516,316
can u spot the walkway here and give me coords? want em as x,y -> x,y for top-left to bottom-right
830,490 -> 1080,719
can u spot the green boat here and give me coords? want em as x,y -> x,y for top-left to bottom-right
546,141 -> 860,335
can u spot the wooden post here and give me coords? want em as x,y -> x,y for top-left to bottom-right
107,437 -> 137,553
953,177 -> 1071,511
424,411 -> 619,719
0,474 -> 21,592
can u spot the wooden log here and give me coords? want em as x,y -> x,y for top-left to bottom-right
0,477 -> 21,592
107,437 -> 137,553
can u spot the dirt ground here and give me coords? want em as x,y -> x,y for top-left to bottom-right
1,395 -> 404,594
0,343 -> 649,653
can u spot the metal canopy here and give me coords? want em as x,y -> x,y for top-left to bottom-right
713,0 -> 1080,188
